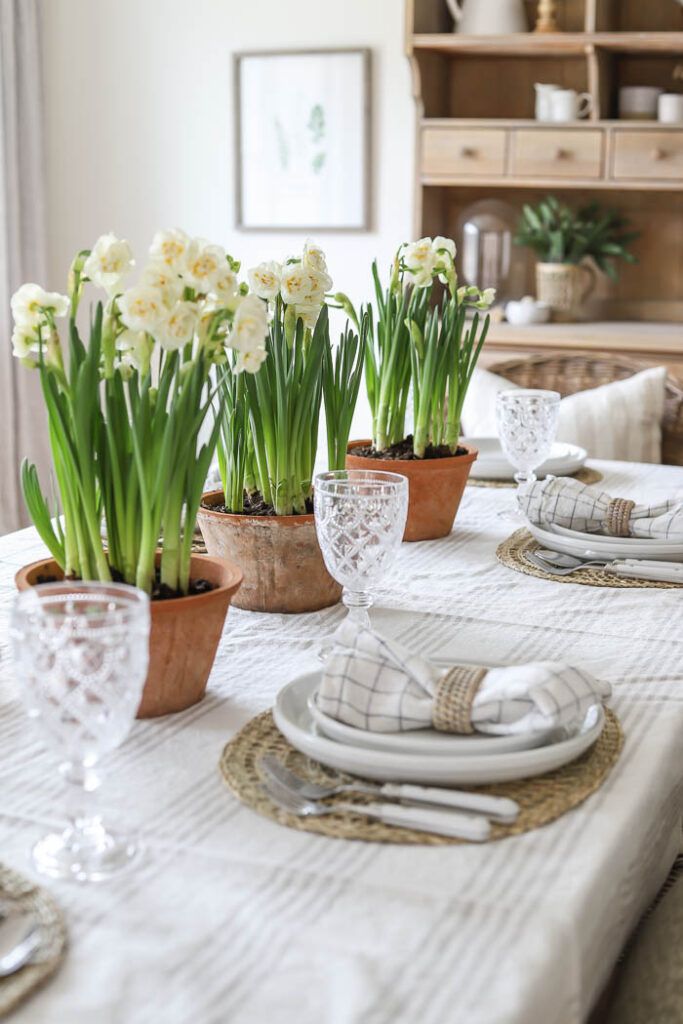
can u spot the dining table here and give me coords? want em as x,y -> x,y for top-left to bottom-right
1,457 -> 683,1024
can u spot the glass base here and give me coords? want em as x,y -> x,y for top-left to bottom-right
32,820 -> 141,882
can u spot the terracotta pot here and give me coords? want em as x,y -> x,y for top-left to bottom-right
196,490 -> 342,613
15,554 -> 243,719
346,440 -> 478,542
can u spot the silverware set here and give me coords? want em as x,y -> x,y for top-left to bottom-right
258,754 -> 519,842
527,548 -> 683,583
0,905 -> 41,978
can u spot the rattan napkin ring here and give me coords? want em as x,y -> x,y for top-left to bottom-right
605,497 -> 636,537
433,665 -> 487,733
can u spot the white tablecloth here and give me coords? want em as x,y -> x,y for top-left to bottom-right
1,459 -> 683,1024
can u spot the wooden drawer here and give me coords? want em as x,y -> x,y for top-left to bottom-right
421,127 -> 507,178
512,130 -> 603,179
613,131 -> 683,181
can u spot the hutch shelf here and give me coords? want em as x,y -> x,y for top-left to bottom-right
407,0 -> 683,362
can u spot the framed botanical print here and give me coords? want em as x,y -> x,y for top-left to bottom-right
235,49 -> 371,231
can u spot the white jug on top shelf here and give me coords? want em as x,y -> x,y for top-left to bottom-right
446,0 -> 528,34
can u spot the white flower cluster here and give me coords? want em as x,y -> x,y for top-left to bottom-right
10,284 -> 69,364
10,229 -> 271,377
399,235 -> 495,309
247,240 -> 332,331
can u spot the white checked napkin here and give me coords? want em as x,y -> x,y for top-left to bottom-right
518,476 -> 683,540
318,620 -> 610,735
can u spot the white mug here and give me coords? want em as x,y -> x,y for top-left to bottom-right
549,89 -> 593,122
658,93 -> 683,124
535,83 -> 561,122
619,86 -> 663,120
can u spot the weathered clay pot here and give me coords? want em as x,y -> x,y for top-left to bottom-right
15,553 -> 243,719
197,490 -> 342,613
346,440 -> 478,542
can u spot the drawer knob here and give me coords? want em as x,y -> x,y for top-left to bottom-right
555,147 -> 571,160
460,146 -> 477,158
652,148 -> 668,161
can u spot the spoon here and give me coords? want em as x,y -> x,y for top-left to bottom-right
534,549 -> 609,570
0,909 -> 41,977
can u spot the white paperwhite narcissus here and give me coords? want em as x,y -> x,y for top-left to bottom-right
302,240 -> 328,274
280,263 -> 332,305
83,233 -> 135,296
234,347 -> 268,374
248,261 -> 282,300
184,241 -> 227,292
212,267 -> 240,305
11,283 -> 69,329
115,329 -> 152,373
118,286 -> 166,333
226,294 -> 268,354
11,324 -> 41,359
403,238 -> 437,280
294,303 -> 323,330
140,263 -> 182,307
149,228 -> 193,270
157,300 -> 199,351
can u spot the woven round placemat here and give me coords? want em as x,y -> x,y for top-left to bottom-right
498,528 -> 683,590
0,864 -> 66,1017
468,467 -> 603,489
219,708 -> 622,845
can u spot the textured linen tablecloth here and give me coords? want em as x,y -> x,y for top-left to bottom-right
1,459 -> 683,1024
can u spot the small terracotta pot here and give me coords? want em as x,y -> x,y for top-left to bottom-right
196,490 -> 342,613
346,440 -> 478,542
15,554 -> 243,719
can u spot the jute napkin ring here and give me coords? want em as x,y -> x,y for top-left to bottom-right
433,666 -> 487,733
605,497 -> 636,537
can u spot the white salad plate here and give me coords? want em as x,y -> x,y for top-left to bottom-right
467,439 -> 587,481
274,672 -> 605,785
308,691 -> 553,756
526,521 -> 683,562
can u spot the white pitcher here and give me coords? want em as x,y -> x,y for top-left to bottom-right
446,0 -> 528,34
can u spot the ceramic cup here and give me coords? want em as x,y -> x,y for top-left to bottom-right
535,83 -> 561,122
658,93 -> 683,124
549,89 -> 593,122
619,86 -> 663,121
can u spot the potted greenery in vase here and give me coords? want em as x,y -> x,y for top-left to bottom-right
515,196 -> 639,320
197,243 -> 365,613
11,229 -> 270,717
343,236 -> 493,542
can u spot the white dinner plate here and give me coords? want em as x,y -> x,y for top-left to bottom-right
308,690 -> 553,756
274,672 -> 605,785
526,521 -> 683,562
467,439 -> 587,481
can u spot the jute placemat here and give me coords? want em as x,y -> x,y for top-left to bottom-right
498,528 -> 683,590
0,864 -> 66,1018
219,708 -> 622,845
468,467 -> 603,489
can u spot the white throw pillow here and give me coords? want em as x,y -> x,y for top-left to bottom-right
462,365 -> 668,464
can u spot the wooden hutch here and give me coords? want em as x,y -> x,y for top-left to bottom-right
406,0 -> 683,372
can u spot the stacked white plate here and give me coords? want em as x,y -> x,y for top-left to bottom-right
273,671 -> 605,786
467,439 -> 587,481
526,520 -> 683,563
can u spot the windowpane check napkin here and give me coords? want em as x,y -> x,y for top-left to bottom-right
318,621 -> 610,735
518,476 -> 683,540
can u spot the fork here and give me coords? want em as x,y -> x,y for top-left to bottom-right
260,773 -> 492,841
525,552 -> 609,576
259,755 -> 519,824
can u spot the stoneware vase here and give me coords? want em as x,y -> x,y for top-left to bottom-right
346,441 -> 478,542
535,262 -> 596,320
15,553 -> 243,719
196,490 -> 342,613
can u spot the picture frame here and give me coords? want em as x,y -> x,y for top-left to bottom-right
234,48 -> 371,231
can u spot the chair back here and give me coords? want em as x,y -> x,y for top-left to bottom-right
488,354 -> 683,466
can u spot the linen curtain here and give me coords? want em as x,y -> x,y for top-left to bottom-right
0,0 -> 50,535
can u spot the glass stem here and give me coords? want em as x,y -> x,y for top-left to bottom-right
61,760 -> 104,842
514,470 -> 537,486
342,590 -> 373,630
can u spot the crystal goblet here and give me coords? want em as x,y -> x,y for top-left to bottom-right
496,388 -> 561,485
10,581 -> 150,882
314,470 -> 408,631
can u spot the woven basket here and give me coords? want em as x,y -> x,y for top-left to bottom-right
488,354 -> 683,467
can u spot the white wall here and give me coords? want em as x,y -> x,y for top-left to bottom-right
39,0 -> 415,361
